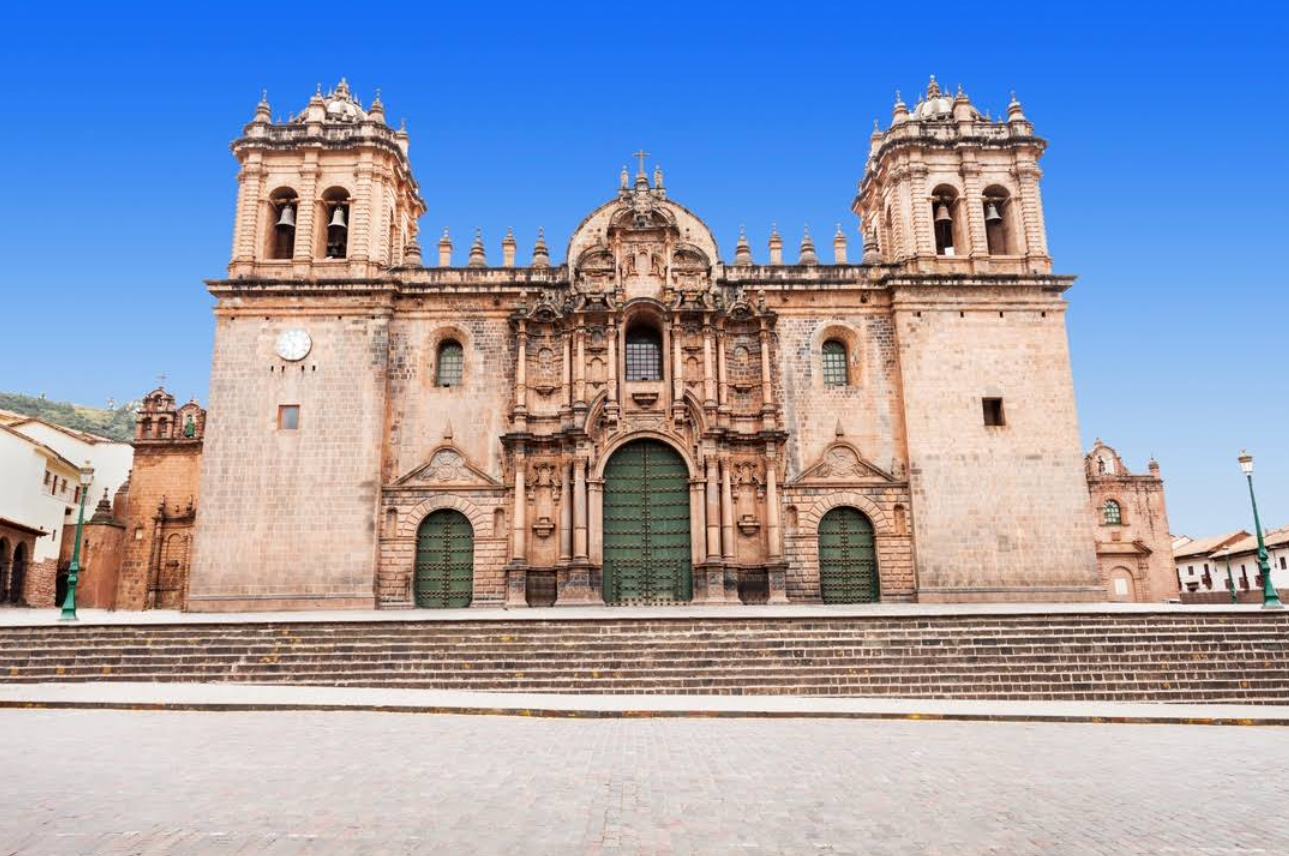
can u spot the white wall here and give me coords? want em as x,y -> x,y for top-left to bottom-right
8,422 -> 132,505
0,431 -> 85,562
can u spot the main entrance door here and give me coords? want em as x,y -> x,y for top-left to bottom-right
414,509 -> 474,608
818,507 -> 879,603
602,440 -> 692,604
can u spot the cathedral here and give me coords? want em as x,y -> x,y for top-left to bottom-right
183,77 -> 1175,612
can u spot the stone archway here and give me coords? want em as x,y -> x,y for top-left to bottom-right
1107,566 -> 1137,602
602,439 -> 692,604
414,509 -> 474,608
9,542 -> 28,605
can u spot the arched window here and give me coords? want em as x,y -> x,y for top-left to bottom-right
625,324 -> 663,381
1103,499 -> 1122,526
983,187 -> 1013,255
436,340 -> 463,387
931,187 -> 960,256
321,188 -> 350,259
822,340 -> 848,386
268,188 -> 298,260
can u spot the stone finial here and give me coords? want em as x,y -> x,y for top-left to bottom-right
861,218 -> 881,265
733,226 -> 753,266
926,74 -> 941,99
532,228 -> 550,268
89,488 -> 115,524
653,165 -> 664,188
467,229 -> 487,267
892,89 -> 908,125
832,224 -> 848,264
620,165 -> 629,190
502,227 -> 517,268
870,119 -> 882,142
253,90 -> 271,123
368,87 -> 385,123
798,225 -> 818,266
1149,457 -> 1161,475
437,228 -> 453,267
835,420 -> 845,437
403,238 -> 423,266
1007,91 -> 1027,122
768,224 -> 784,266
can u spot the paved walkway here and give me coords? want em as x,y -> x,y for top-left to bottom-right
2,708 -> 1286,855
3,682 -> 1287,726
0,601 -> 1272,627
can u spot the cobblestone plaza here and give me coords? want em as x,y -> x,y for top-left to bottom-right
2,710 -> 1286,855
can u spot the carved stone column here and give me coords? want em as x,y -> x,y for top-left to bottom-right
758,320 -> 775,430
764,452 -> 789,604
512,450 -> 527,564
606,318 -> 619,420
705,456 -> 721,559
559,460 -> 573,563
716,325 -> 729,428
588,479 -> 603,566
690,480 -> 707,566
562,330 -> 573,418
720,458 -> 736,562
671,318 -> 685,419
573,457 -> 588,560
574,325 -> 586,406
514,320 -> 528,429
702,320 -> 717,409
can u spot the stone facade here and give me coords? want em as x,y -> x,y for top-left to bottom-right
1084,441 -> 1176,602
115,388 -> 205,610
189,77 -> 1122,611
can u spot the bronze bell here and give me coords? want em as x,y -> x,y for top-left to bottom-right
984,200 -> 1003,224
934,201 -> 952,223
328,205 -> 348,230
276,203 -> 296,229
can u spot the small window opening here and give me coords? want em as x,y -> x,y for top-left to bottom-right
625,324 -> 663,381
1103,499 -> 1122,526
278,404 -> 300,430
982,397 -> 1005,427
436,340 -> 463,387
821,339 -> 847,387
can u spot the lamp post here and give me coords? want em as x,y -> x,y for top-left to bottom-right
58,462 -> 94,622
1222,546 -> 1238,605
1237,450 -> 1282,610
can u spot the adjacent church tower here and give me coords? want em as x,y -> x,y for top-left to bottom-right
852,78 -> 1100,601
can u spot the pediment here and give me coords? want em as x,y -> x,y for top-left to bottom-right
793,442 -> 900,484
394,445 -> 501,488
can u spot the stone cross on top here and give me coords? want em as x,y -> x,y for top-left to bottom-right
633,149 -> 651,176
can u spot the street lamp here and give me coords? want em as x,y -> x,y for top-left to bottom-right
58,462 -> 94,622
1237,450 -> 1282,610
1222,546 -> 1237,605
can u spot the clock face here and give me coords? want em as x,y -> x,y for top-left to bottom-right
275,328 -> 312,361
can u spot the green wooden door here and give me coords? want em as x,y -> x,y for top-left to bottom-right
603,440 -> 693,604
414,509 -> 474,608
818,507 -> 879,603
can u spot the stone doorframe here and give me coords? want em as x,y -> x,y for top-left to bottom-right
783,489 -> 917,602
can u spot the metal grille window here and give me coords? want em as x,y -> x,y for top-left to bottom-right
822,340 -> 847,386
1103,499 -> 1122,525
625,327 -> 662,381
436,341 -> 463,387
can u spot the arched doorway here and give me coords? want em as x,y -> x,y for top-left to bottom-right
602,439 -> 692,604
818,507 -> 879,603
9,543 -> 28,605
414,509 -> 474,608
0,538 -> 10,603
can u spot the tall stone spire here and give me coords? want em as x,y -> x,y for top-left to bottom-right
832,224 -> 848,264
768,224 -> 783,266
798,226 -> 818,266
733,227 -> 753,266
502,227 -> 517,267
437,228 -> 453,267
532,228 -> 550,268
467,229 -> 487,267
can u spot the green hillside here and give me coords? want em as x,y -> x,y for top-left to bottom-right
0,392 -> 136,442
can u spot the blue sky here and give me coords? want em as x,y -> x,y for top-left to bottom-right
2,2 -> 1284,538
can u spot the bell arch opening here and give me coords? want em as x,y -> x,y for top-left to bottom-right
602,439 -> 692,604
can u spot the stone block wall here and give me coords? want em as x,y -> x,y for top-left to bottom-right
117,443 -> 202,610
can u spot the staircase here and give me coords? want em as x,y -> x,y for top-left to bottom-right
2,612 -> 1287,703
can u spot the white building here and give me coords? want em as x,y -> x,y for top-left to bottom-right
0,413 -> 132,506
1173,528 -> 1289,596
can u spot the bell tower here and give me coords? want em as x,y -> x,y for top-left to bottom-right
854,76 -> 1049,275
227,80 -> 426,279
